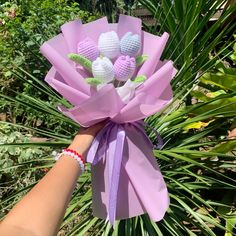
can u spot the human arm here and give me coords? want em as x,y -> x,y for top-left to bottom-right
0,122 -> 104,236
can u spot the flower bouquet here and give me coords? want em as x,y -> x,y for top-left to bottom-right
40,14 -> 177,226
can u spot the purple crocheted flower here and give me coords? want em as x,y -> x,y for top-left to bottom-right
114,55 -> 136,81
77,37 -> 99,61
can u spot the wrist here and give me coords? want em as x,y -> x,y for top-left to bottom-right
68,143 -> 86,157
68,134 -> 91,157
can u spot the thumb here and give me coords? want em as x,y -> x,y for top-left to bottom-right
79,120 -> 107,136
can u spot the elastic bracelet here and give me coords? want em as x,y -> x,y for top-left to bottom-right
55,148 -> 86,172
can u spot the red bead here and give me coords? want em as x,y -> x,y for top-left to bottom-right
65,148 -> 85,164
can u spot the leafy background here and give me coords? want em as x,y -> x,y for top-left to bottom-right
0,0 -> 236,235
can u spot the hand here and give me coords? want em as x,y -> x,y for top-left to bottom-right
68,121 -> 106,158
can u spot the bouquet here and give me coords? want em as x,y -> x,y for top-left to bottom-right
40,14 -> 177,226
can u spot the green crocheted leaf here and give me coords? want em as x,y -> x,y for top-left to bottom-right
133,75 -> 147,83
85,77 -> 103,86
68,53 -> 92,72
136,55 -> 148,67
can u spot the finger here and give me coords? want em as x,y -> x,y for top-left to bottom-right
77,120 -> 108,136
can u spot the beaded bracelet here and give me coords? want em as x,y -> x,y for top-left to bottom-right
55,148 -> 86,172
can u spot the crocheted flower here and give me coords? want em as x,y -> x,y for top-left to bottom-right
77,37 -> 99,61
120,32 -> 141,57
114,55 -> 136,81
98,31 -> 120,59
92,57 -> 114,83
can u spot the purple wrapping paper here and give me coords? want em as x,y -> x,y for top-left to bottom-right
87,121 -> 169,225
40,15 -> 177,226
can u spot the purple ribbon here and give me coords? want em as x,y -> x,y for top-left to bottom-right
87,121 -> 163,226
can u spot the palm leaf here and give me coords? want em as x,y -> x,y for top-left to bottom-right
1,1 -> 236,235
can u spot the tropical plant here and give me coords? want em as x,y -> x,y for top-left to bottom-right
76,0 -> 139,22
1,0 -> 236,235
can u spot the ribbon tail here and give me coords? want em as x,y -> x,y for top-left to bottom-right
144,123 -> 163,149
134,121 -> 163,149
108,125 -> 126,227
87,123 -> 112,164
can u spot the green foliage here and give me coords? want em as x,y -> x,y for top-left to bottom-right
136,54 -> 148,67
133,75 -> 147,83
230,35 -> 236,64
0,123 -> 53,219
85,77 -> 103,86
188,41 -> 236,132
68,53 -> 93,72
77,0 -> 139,22
200,64 -> 236,92
0,0 -> 236,235
139,0 -> 236,95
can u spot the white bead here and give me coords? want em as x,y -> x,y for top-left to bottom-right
55,150 -> 85,173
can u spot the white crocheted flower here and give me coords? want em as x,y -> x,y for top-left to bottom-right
120,32 -> 141,57
92,57 -> 114,83
98,31 -> 120,59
